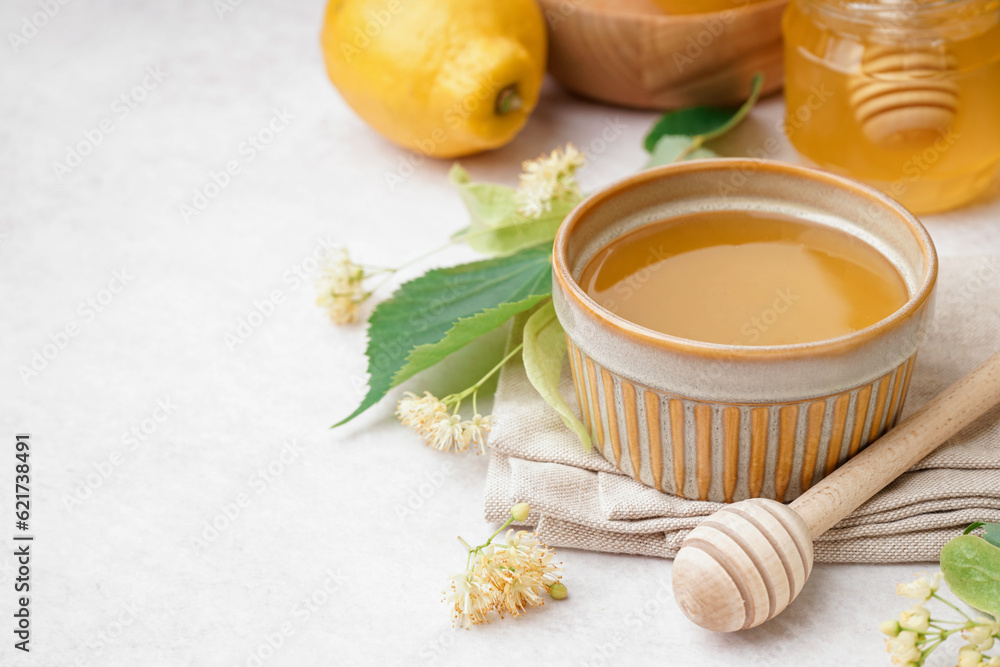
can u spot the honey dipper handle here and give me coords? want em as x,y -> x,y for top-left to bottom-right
791,350 -> 1000,537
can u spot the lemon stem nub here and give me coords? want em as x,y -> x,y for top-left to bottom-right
495,85 -> 522,115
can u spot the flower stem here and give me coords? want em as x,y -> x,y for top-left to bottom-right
464,515 -> 516,570
444,342 -> 525,408
932,592 -> 974,622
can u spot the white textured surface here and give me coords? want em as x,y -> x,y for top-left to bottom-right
2,1 -> 1000,666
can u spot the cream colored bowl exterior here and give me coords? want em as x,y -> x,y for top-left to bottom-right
552,160 -> 937,503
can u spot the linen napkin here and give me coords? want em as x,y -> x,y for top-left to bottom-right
484,255 -> 1000,563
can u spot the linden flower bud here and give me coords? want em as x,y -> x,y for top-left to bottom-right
896,572 -> 943,602
880,620 -> 901,637
548,581 -> 568,600
959,645 -> 983,667
987,656 -> 1000,667
898,606 -> 931,633
510,503 -> 530,522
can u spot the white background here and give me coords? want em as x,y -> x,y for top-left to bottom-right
3,1 -> 1000,665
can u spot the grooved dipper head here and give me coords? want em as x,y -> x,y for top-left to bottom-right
672,498 -> 814,632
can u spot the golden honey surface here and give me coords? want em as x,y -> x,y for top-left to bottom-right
579,212 -> 909,346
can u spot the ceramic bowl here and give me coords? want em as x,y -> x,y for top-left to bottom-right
552,159 -> 937,503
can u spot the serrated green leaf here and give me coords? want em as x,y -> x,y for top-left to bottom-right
522,301 -> 591,450
335,243 -> 554,426
941,534 -> 1000,617
642,72 -> 765,155
646,136 -> 719,169
449,164 -> 579,257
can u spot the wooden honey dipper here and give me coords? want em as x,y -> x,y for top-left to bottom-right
849,42 -> 959,150
672,349 -> 1000,632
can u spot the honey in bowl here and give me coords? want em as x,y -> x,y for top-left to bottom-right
579,211 -> 909,346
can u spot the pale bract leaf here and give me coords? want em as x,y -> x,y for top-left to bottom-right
522,301 -> 591,450
449,164 -> 577,257
646,136 -> 718,169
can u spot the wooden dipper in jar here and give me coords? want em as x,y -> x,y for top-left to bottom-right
849,42 -> 959,149
672,349 -> 1000,632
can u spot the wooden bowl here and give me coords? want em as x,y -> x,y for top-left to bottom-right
538,0 -> 787,109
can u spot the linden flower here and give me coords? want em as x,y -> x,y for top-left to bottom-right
447,504 -> 566,629
396,392 -> 447,433
396,392 -> 492,455
316,248 -> 367,325
965,617 -> 1000,651
426,413 -> 467,452
896,572 -> 943,602
446,571 -> 493,629
898,605 -> 931,633
886,630 -> 921,665
959,645 -> 984,667
462,414 -> 491,454
515,143 -> 586,218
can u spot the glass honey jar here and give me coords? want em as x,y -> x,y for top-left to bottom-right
783,0 -> 1000,213
652,0 -> 770,13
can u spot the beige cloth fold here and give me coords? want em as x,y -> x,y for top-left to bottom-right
484,255 -> 1000,563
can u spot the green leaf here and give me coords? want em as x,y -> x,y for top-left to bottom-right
646,136 -> 718,169
642,72 -> 765,155
965,522 -> 1000,548
335,243 -> 554,426
522,301 -> 591,450
941,534 -> 1000,617
643,107 -> 735,153
449,164 -> 579,257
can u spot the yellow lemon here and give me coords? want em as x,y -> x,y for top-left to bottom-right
320,0 -> 546,158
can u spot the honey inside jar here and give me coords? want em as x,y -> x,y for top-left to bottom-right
783,0 -> 1000,214
579,211 -> 909,346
